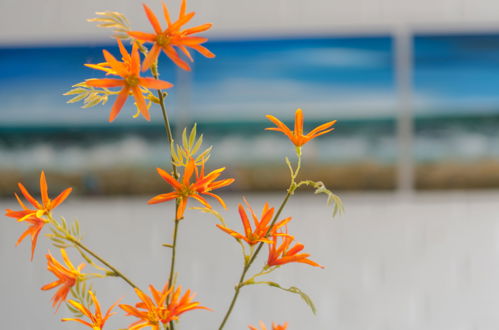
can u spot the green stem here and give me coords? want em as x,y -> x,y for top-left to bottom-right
241,266 -> 277,287
152,67 -> 180,330
68,238 -> 139,289
155,84 -> 178,179
218,191 -> 292,330
218,265 -> 251,330
218,152 -> 300,329
168,218 -> 180,286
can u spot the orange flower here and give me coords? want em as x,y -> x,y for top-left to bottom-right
128,0 -> 214,71
62,291 -> 120,329
267,231 -> 323,268
265,108 -> 337,147
249,321 -> 289,330
41,249 -> 86,311
216,199 -> 291,245
148,157 -> 234,220
4,171 -> 72,260
85,39 -> 173,122
120,282 -> 209,329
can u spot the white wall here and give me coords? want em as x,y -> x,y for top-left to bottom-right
3,0 -> 499,45
3,192 -> 499,329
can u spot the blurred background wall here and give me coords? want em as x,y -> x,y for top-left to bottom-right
3,0 -> 499,195
4,0 -> 499,44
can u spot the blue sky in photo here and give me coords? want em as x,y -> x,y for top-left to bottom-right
2,34 -> 499,126
0,36 -> 394,126
414,34 -> 499,115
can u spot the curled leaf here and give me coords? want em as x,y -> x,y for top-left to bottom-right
296,180 -> 344,217
88,11 -> 131,40
249,281 -> 317,314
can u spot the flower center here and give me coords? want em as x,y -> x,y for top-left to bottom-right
156,34 -> 171,47
181,186 -> 195,198
147,311 -> 160,324
125,75 -> 139,87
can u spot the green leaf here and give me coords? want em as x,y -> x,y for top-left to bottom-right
192,134 -> 203,154
63,87 -> 88,96
67,93 -> 88,104
180,146 -> 188,160
66,302 -> 83,317
48,226 -> 63,238
190,207 -> 226,226
181,127 -> 188,149
100,94 -> 108,105
175,144 -> 182,159
285,157 -> 294,177
50,238 -> 67,246
53,243 -> 69,249
82,98 -> 100,108
76,247 -> 93,264
196,146 -> 212,163
262,282 -> 317,314
75,220 -> 81,237
188,123 -> 197,149
67,282 -> 94,318
61,217 -> 68,230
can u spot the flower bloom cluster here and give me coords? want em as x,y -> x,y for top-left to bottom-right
128,0 -> 214,71
81,0 -> 214,123
119,282 -> 209,329
41,249 -> 86,310
5,171 -> 72,260
62,291 -> 120,329
85,39 -> 173,122
249,321 -> 289,330
267,233 -> 324,268
148,157 -> 234,220
216,199 -> 290,245
217,198 -> 323,269
266,108 -> 336,147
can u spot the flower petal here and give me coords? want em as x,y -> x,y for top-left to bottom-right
117,39 -> 131,63
307,120 -> 337,137
131,87 -> 150,121
143,3 -> 163,34
85,78 -> 125,88
189,44 -> 215,58
163,46 -> 191,71
102,50 -> 127,77
183,23 -> 212,35
109,87 -> 130,122
156,168 -> 182,190
17,183 -> 41,209
128,31 -> 157,42
148,192 -> 179,204
51,188 -> 72,209
139,77 -> 173,90
162,1 -> 172,26
130,43 -> 141,76
294,108 -> 303,136
141,43 -> 161,71
40,171 -> 49,207
176,197 -> 188,220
